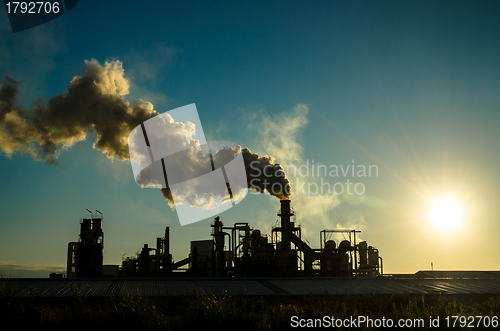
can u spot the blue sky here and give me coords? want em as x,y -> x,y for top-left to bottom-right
1,0 -> 500,277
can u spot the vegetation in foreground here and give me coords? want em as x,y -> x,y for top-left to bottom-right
1,279 -> 499,330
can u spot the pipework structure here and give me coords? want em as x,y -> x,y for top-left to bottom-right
119,199 -> 383,278
67,210 -> 104,278
65,201 -> 382,278
121,226 -> 174,277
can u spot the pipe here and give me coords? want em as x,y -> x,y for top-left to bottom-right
278,199 -> 293,250
378,256 -> 383,275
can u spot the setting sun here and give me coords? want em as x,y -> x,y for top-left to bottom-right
428,198 -> 465,230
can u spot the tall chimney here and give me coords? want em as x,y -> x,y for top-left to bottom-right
278,199 -> 294,250
165,227 -> 170,256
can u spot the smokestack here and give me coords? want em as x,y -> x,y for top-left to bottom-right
165,227 -> 170,256
278,199 -> 294,250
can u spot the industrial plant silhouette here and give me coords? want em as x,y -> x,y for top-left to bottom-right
3,198 -> 499,298
66,199 -> 382,279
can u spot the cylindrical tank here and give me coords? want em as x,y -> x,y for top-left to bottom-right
368,246 -> 379,266
324,240 -> 336,253
92,218 -> 103,241
92,218 -> 102,231
359,241 -> 368,266
80,219 -> 92,243
338,240 -> 351,252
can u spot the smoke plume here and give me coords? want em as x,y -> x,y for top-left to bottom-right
0,59 -> 158,164
155,145 -> 292,209
0,59 -> 291,208
242,147 -> 291,199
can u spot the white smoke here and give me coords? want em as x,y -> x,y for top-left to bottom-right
0,59 -> 292,210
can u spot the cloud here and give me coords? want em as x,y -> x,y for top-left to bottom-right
123,43 -> 181,86
123,43 -> 182,108
257,104 -> 309,166
0,261 -> 65,278
0,20 -> 66,103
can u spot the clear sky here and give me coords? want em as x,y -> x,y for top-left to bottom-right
1,0 -> 500,277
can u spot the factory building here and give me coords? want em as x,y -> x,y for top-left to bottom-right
67,210 -> 104,278
67,200 -> 382,278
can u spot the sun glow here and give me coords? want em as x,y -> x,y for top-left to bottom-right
428,197 -> 465,230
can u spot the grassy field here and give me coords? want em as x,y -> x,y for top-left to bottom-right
1,279 -> 500,330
